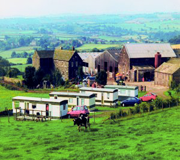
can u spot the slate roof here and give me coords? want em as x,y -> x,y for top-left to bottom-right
36,50 -> 54,58
78,52 -> 103,61
106,49 -> 121,62
54,48 -> 76,61
155,62 -> 180,74
125,43 -> 176,58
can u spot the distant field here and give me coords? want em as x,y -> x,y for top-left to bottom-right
11,64 -> 32,72
77,44 -> 121,51
171,44 -> 180,49
0,46 -> 39,58
7,58 -> 27,64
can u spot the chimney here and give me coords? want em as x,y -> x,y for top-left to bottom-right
155,52 -> 161,68
72,46 -> 75,51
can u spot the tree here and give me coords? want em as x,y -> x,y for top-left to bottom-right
77,66 -> 84,80
24,66 -> 36,88
11,51 -> 16,58
0,67 -> 6,77
7,68 -> 20,78
27,57 -> 32,64
34,68 -> 45,86
51,69 -> 64,87
0,56 -> 10,72
22,52 -> 28,58
96,71 -> 107,85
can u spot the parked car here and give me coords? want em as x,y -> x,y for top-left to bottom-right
120,97 -> 141,106
67,105 -> 90,118
139,93 -> 157,102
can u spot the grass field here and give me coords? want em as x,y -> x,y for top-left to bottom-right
77,44 -> 121,51
11,64 -> 32,72
7,58 -> 27,64
0,46 -> 39,58
1,104 -> 180,159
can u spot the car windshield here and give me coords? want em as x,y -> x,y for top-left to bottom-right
84,106 -> 88,110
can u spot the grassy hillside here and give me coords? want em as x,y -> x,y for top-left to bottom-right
77,44 -> 121,51
11,64 -> 32,72
1,104 -> 180,159
8,58 -> 27,64
0,46 -> 38,58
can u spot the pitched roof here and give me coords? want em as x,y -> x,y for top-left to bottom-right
106,49 -> 121,62
54,48 -> 75,61
125,43 -> 176,58
78,52 -> 103,61
155,62 -> 180,74
36,50 -> 54,58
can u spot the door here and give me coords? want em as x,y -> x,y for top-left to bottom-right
25,102 -> 29,115
46,104 -> 49,117
77,96 -> 79,106
101,93 -> 104,105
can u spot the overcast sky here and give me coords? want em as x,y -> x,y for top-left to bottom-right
0,0 -> 180,18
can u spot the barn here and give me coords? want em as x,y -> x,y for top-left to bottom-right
95,49 -> 120,81
79,87 -> 118,106
154,58 -> 180,87
12,96 -> 68,118
49,92 -> 96,109
118,43 -> 176,82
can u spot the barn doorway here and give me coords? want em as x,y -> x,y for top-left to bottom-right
144,72 -> 151,81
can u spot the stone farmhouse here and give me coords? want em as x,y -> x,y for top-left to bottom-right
155,58 -> 180,87
33,48 -> 84,80
118,43 -> 176,82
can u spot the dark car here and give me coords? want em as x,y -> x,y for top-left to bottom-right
120,97 -> 141,106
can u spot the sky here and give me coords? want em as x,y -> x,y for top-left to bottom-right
0,0 -> 180,18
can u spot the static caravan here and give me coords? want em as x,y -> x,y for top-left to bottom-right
104,85 -> 138,100
12,96 -> 68,118
79,87 -> 118,106
49,92 -> 96,109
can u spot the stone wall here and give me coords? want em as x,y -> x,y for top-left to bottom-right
54,60 -> 69,80
32,53 -> 40,70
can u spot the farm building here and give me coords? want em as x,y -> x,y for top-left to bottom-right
79,87 -> 118,106
78,52 -> 103,74
118,43 -> 176,82
32,47 -> 85,80
171,44 -> 180,58
154,58 -> 180,87
49,92 -> 96,109
32,50 -> 54,73
104,85 -> 138,100
12,96 -> 68,118
95,49 -> 121,81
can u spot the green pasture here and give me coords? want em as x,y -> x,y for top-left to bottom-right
7,58 -> 27,64
1,103 -> 180,159
0,46 -> 38,58
11,64 -> 32,72
77,44 -> 121,51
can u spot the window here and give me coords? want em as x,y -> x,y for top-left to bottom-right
63,105 -> 66,110
109,66 -> 113,72
95,93 -> 97,97
98,65 -> 100,72
54,95 -> 57,99
71,62 -> 74,67
104,62 -> 107,71
32,104 -> 36,109
76,62 -> 78,67
107,93 -> 110,99
14,101 -> 20,108
81,99 -> 84,105
69,98 -> 73,103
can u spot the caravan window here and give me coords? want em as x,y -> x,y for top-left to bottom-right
81,99 -> 85,105
32,104 -> 36,109
63,105 -> 66,110
69,98 -> 73,103
54,95 -> 58,99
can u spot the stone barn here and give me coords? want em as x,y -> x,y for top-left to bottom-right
54,48 -> 84,80
118,43 -> 176,82
32,48 -> 85,80
95,49 -> 120,81
155,58 -> 180,87
32,50 -> 54,73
